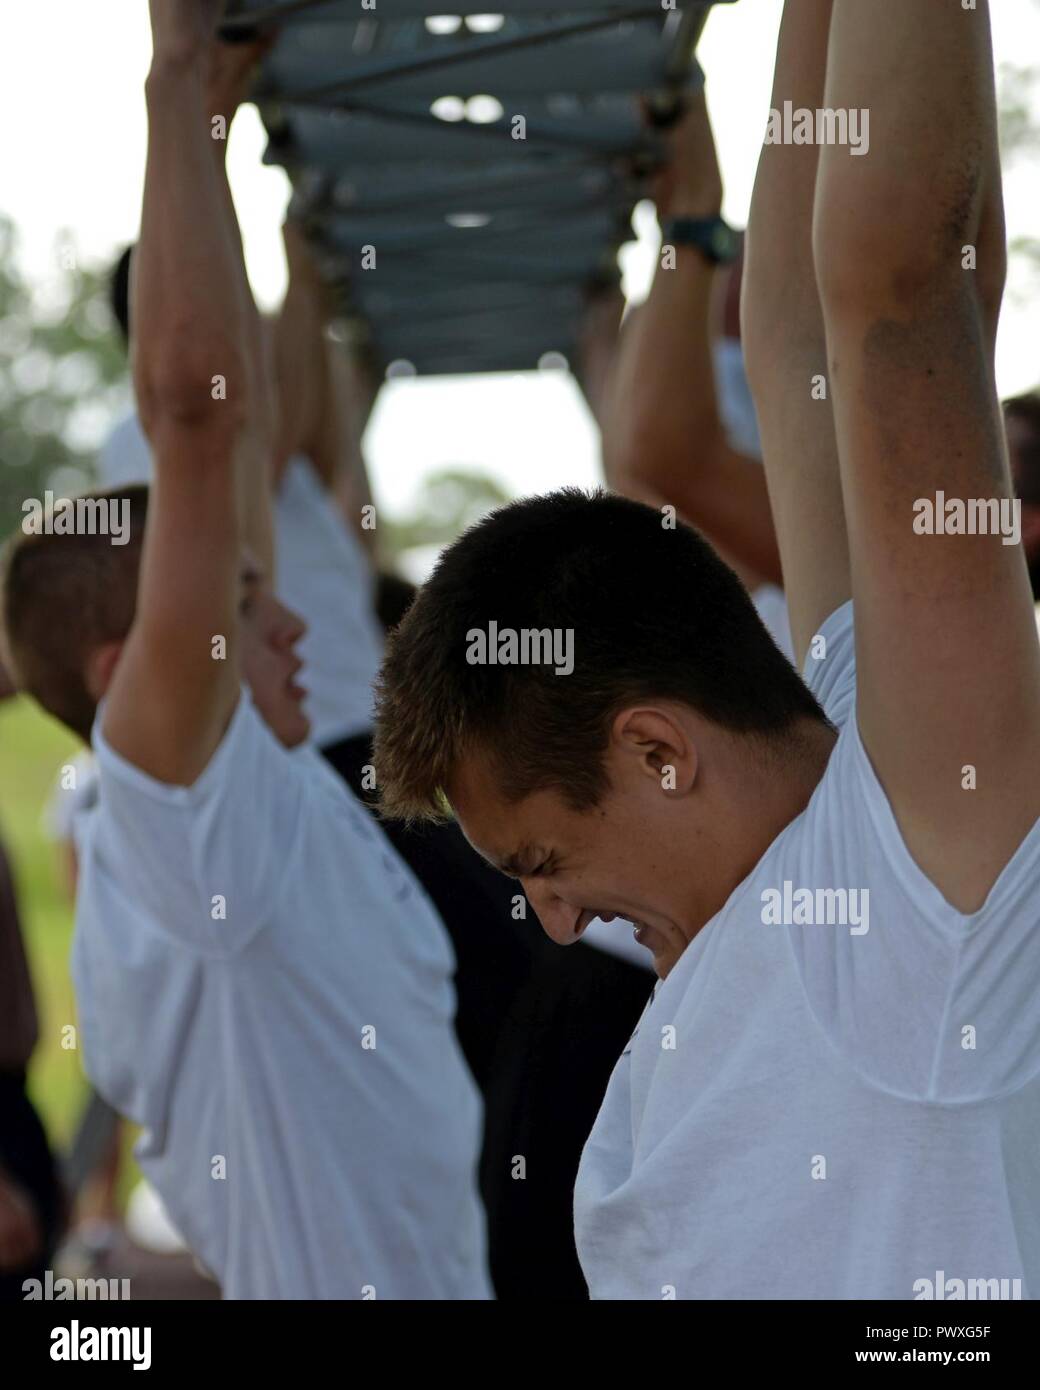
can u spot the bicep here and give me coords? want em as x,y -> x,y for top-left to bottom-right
823,286 -> 1040,904
102,423 -> 244,786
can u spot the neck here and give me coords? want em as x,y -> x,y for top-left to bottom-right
694,717 -> 837,928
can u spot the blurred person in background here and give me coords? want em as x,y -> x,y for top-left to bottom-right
1004,390 -> 1040,625
88,26 -> 658,1298
0,661 -> 65,1301
596,87 -> 791,661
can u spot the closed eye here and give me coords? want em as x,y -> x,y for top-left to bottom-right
527,859 -> 555,879
497,857 -> 555,881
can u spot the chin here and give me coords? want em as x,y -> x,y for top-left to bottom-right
654,952 -> 677,980
645,931 -> 681,980
275,710 -> 312,749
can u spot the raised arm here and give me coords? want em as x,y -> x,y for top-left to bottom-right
574,281 -> 624,433
272,222 -> 328,486
742,0 -> 849,664
103,0 -> 259,784
206,29 -> 278,579
273,224 -> 379,557
603,91 -> 782,588
812,0 -> 1040,910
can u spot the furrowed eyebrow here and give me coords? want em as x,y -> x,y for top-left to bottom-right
497,845 -> 541,878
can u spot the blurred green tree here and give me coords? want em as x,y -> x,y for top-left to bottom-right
0,216 -> 127,539
379,467 -> 512,559
998,57 -> 1040,302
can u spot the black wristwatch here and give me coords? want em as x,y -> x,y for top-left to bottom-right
661,216 -> 741,266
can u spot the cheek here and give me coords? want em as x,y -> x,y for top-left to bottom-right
239,623 -> 263,681
240,636 -> 282,707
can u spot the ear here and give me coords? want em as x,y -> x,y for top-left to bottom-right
84,640 -> 124,703
609,705 -> 698,795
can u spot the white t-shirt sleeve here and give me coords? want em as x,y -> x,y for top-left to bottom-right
802,600 -> 855,728
91,693 -> 306,956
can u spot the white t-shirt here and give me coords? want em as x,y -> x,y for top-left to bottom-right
581,919 -> 654,972
44,751 -> 98,844
275,457 -> 383,746
713,337 -> 762,461
71,693 -> 491,1300
751,583 -> 793,664
99,415 -> 382,746
98,413 -> 152,491
575,602 -> 1040,1300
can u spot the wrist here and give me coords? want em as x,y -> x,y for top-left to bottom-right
208,104 -> 235,157
660,214 -> 740,267
146,52 -> 205,98
666,189 -> 723,221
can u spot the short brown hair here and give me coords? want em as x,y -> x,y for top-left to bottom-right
1,485 -> 148,741
373,489 -> 827,823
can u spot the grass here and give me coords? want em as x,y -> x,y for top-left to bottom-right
0,696 -> 145,1210
0,695 -> 87,1147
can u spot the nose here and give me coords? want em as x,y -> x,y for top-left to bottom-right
273,597 -> 308,648
521,878 -> 583,946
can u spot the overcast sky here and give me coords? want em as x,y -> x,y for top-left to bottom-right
3,0 -> 1038,528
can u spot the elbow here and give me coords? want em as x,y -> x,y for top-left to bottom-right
812,169 -> 1002,320
606,418 -> 679,498
608,419 -> 722,515
136,338 -> 251,436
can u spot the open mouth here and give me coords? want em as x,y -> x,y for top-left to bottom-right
575,910 -> 618,938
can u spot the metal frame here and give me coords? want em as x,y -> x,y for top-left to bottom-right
223,0 -> 731,374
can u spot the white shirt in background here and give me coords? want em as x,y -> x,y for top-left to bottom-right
575,602 -> 1040,1300
751,582 -> 793,664
713,337 -> 762,461
97,414 -> 152,492
580,919 -> 654,972
99,415 -> 383,746
274,457 -> 383,745
712,342 -> 795,668
72,693 -> 491,1299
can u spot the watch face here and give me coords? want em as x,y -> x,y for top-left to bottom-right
711,223 -> 738,263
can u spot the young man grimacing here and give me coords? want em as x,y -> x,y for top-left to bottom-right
373,0 -> 1040,1300
1,0 -> 490,1299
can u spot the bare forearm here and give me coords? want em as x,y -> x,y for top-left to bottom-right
605,253 -> 722,482
744,1 -> 832,355
273,230 -> 328,480
743,0 -> 848,661
331,345 -> 382,560
210,137 -> 276,574
576,285 -> 624,431
606,280 -> 779,584
602,87 -> 780,576
137,57 -> 248,428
